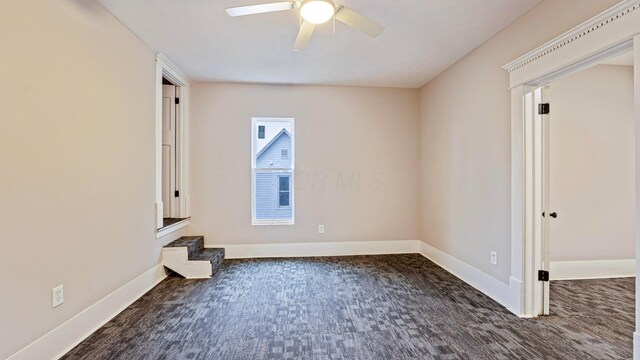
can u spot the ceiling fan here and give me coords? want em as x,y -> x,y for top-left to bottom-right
225,0 -> 384,50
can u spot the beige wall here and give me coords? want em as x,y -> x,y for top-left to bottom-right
0,0 -> 160,358
418,0 -> 618,283
1,0 -> 629,356
549,65 -> 635,261
190,83 -> 420,245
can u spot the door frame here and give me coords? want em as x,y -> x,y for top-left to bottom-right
505,1 -> 640,320
513,37 -> 636,317
504,0 -> 640,353
155,53 -> 191,230
504,1 -> 640,354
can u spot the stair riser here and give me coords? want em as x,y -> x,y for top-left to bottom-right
162,236 -> 223,278
183,237 -> 205,258
162,249 -> 212,279
193,237 -> 204,254
211,256 -> 224,275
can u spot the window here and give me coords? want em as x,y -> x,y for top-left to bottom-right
278,176 -> 290,207
252,118 -> 294,225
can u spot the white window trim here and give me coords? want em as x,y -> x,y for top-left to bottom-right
251,117 -> 295,226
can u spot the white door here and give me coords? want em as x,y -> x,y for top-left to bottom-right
540,87 -> 552,316
535,86 -> 552,316
162,85 -> 177,219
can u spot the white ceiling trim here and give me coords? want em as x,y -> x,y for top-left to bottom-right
503,0 -> 640,73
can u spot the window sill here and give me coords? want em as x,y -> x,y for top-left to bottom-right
253,220 -> 294,226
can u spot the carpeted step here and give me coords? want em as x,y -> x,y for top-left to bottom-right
189,248 -> 225,273
163,236 -> 225,278
164,236 -> 204,258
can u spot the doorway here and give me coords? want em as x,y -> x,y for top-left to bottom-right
155,54 -> 191,233
503,3 -> 640,354
524,47 -> 637,349
527,53 -> 637,354
533,50 -> 636,317
161,77 -> 184,228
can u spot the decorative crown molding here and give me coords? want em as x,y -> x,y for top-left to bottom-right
503,0 -> 640,73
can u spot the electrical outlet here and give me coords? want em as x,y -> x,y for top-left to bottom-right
490,251 -> 498,266
52,285 -> 64,308
318,225 -> 325,234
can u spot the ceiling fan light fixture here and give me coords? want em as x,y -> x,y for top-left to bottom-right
300,0 -> 335,24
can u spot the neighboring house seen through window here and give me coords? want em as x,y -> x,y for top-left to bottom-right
252,118 -> 294,225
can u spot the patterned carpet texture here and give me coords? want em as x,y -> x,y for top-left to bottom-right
62,254 -> 634,359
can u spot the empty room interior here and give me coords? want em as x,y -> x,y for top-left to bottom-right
3,0 -> 640,359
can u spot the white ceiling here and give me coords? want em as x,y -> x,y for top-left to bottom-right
98,0 -> 541,88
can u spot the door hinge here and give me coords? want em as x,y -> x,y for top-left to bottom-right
174,190 -> 180,197
538,103 -> 550,115
538,270 -> 550,282
175,98 -> 180,105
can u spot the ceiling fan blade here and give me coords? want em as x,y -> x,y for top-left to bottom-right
293,21 -> 316,51
334,6 -> 384,37
226,1 -> 296,17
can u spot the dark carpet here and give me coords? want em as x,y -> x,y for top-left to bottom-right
62,254 -> 634,359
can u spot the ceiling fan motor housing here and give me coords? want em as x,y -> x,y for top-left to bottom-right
225,0 -> 384,50
300,0 -> 336,24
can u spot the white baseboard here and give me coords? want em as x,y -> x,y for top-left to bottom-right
11,243 -> 632,360
8,264 -> 167,360
634,332 -> 640,360
418,241 -> 509,308
209,240 -> 420,259
550,259 -> 635,280
508,276 -> 524,316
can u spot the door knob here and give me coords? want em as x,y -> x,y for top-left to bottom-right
550,212 -> 557,218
